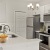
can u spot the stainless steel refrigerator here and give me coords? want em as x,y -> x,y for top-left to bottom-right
26,14 -> 40,39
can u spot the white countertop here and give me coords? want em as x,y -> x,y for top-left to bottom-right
0,32 -> 41,50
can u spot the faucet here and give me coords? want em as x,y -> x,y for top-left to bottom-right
3,25 -> 10,33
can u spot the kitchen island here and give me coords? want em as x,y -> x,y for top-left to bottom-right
0,32 -> 41,50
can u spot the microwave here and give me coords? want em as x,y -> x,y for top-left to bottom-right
48,26 -> 50,33
43,26 -> 50,35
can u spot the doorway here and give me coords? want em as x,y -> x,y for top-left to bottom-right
15,11 -> 26,38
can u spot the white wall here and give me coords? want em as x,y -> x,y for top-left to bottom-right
0,0 -> 6,23
38,0 -> 50,6
6,0 -> 35,35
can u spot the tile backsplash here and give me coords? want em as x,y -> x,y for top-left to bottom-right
44,22 -> 50,31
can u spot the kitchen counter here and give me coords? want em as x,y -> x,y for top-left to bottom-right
0,32 -> 41,50
36,31 -> 50,37
35,31 -> 42,33
39,33 -> 50,37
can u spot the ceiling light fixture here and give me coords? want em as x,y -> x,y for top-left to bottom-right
27,3 -> 34,10
27,3 -> 40,10
36,3 -> 40,9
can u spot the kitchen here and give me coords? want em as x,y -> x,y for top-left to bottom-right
0,0 -> 50,50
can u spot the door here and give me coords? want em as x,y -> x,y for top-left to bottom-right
15,11 -> 26,38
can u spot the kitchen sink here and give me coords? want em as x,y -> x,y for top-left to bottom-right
11,34 -> 18,38
8,34 -> 18,38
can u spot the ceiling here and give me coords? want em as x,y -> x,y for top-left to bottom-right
9,0 -> 42,2
27,0 -> 41,2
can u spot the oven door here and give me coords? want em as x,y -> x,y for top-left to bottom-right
40,35 -> 48,45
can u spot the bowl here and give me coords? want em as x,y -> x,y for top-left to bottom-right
0,34 -> 8,43
0,38 -> 7,43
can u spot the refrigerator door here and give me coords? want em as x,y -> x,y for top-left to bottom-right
26,17 -> 33,26
33,15 -> 40,31
26,27 -> 34,39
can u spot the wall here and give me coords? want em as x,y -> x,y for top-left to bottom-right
6,0 -> 35,38
0,0 -> 6,23
38,0 -> 50,6
0,0 -> 35,38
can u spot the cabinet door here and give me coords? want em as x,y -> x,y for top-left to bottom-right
44,4 -> 50,14
36,32 -> 39,38
39,46 -> 48,50
39,43 -> 49,50
39,6 -> 44,22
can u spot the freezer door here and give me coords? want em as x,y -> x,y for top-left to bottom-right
33,15 -> 40,31
26,17 -> 33,26
26,27 -> 34,39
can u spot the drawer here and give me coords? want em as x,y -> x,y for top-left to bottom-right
39,46 -> 48,50
39,43 -> 50,50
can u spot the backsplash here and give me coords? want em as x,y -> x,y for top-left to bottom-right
44,22 -> 50,31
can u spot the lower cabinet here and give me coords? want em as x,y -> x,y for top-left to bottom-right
36,32 -> 39,38
39,46 -> 48,50
39,43 -> 50,50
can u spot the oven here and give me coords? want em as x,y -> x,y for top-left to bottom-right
39,33 -> 50,50
39,33 -> 50,48
40,35 -> 48,45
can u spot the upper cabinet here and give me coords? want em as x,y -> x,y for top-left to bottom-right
33,6 -> 44,22
40,6 -> 44,14
44,4 -> 50,14
39,6 -> 45,22
44,4 -> 50,22
33,4 -> 50,22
